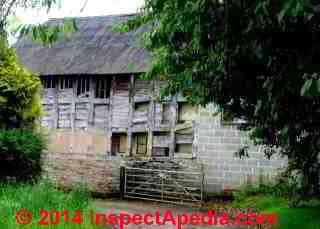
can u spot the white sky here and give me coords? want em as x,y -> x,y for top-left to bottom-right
15,0 -> 144,24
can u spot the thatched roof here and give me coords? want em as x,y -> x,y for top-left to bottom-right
14,14 -> 151,76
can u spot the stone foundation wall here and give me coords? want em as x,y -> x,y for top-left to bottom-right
43,152 -> 121,195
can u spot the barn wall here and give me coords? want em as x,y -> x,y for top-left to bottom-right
111,76 -> 130,129
40,76 -> 287,196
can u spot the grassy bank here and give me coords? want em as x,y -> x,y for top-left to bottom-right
233,195 -> 320,229
0,181 -> 103,229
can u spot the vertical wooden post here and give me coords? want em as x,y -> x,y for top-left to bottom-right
88,77 -> 96,127
169,96 -> 178,158
128,75 -> 135,156
53,80 -> 59,129
120,165 -> 126,200
107,77 -> 115,154
71,78 -> 77,132
147,80 -> 155,158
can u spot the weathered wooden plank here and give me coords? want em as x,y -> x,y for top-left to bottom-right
175,133 -> 193,144
153,133 -> 171,147
134,79 -> 150,97
89,78 -> 95,126
58,89 -> 73,103
75,102 -> 89,128
53,88 -> 59,128
112,76 -> 130,128
93,104 -> 108,129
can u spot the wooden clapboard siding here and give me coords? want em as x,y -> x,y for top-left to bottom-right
153,132 -> 171,147
112,76 -> 130,128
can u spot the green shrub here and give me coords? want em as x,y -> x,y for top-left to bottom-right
0,129 -> 47,182
234,173 -> 303,203
0,46 -> 42,129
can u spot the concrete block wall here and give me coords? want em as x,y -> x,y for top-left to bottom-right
194,111 -> 287,194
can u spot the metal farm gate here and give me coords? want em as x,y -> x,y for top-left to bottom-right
120,166 -> 204,204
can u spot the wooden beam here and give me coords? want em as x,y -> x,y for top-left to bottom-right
107,76 -> 115,153
88,77 -> 95,126
53,80 -> 59,129
71,77 -> 77,132
169,96 -> 178,159
128,74 -> 135,156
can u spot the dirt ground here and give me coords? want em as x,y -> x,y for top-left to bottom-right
94,198 -> 237,229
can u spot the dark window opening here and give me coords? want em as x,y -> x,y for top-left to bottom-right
221,111 -> 247,125
59,76 -> 73,90
41,76 -> 57,89
153,131 -> 168,136
136,133 -> 148,155
175,143 -> 192,154
134,101 -> 149,112
77,77 -> 90,96
95,78 -> 111,98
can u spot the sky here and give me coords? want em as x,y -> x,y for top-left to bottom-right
15,0 -> 145,25
7,0 -> 144,44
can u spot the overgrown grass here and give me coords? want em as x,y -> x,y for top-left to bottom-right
233,184 -> 320,229
0,181 -> 103,228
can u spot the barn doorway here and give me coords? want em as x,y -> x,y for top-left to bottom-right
111,133 -> 127,155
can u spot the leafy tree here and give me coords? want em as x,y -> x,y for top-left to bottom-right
0,46 -> 41,128
0,0 -> 62,46
124,0 -> 320,197
0,0 -> 68,129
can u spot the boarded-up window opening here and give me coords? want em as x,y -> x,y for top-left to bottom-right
95,78 -> 111,98
41,76 -> 56,89
175,133 -> 193,144
178,102 -> 196,123
175,143 -> 192,154
59,76 -> 73,90
111,135 -> 120,155
136,133 -> 148,155
77,77 -> 90,96
111,134 -> 127,155
162,103 -> 171,123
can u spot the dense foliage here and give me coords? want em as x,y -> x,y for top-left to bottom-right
125,0 -> 320,196
0,129 -> 46,182
0,46 -> 42,128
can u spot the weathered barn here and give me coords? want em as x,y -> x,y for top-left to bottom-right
15,14 -> 286,198
15,14 -> 196,159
